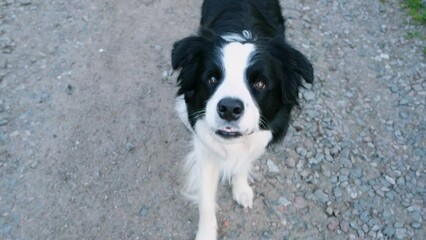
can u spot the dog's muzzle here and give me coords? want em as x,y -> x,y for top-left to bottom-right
215,97 -> 244,139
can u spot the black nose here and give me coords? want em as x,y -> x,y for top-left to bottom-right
217,98 -> 244,121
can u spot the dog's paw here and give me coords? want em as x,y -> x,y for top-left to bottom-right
195,228 -> 217,240
232,181 -> 254,209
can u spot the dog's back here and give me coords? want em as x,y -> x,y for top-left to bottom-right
200,0 -> 285,37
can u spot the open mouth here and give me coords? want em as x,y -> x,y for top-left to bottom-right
215,127 -> 242,139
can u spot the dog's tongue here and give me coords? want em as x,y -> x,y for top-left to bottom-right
224,126 -> 236,132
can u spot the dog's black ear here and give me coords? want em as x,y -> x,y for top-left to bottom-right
268,36 -> 314,104
290,48 -> 314,84
172,36 -> 209,96
269,36 -> 314,84
172,36 -> 207,70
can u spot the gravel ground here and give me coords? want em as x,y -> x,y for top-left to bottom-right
0,0 -> 425,239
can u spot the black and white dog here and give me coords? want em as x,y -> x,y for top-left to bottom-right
172,0 -> 313,239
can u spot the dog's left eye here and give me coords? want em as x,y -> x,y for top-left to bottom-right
253,79 -> 267,90
208,76 -> 219,86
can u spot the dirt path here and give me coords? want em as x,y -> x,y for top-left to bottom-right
0,0 -> 424,239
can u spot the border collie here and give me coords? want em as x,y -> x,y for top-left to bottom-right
172,0 -> 313,239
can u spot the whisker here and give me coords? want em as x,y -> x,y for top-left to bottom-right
189,109 -> 206,120
259,114 -> 271,130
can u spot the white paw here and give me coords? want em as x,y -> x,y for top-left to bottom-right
232,182 -> 254,209
195,228 -> 217,240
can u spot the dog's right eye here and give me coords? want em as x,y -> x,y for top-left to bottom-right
254,80 -> 266,90
208,76 -> 219,86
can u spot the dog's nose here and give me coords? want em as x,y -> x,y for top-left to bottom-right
217,98 -> 244,121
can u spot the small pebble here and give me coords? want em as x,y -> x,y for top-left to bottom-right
362,224 -> 369,233
295,147 -> 307,157
267,159 -> 280,173
125,142 -> 135,152
349,221 -> 358,230
285,157 -> 296,168
30,161 -> 39,169
333,187 -> 342,199
338,174 -> 348,182
66,85 -> 74,95
294,196 -> 305,209
314,189 -> 329,204
360,210 -> 370,223
350,167 -> 362,179
411,222 -> 421,229
0,118 -> 8,126
383,226 -> 396,237
394,222 -> 404,228
347,186 -> 358,199
327,218 -> 339,231
340,220 -> 349,233
139,207 -> 149,217
384,175 -> 396,185
326,206 -> 334,216
395,228 -> 406,240
261,230 -> 273,240
278,196 -> 291,207
411,211 -> 422,223
303,91 -> 315,101
292,122 -> 303,131
19,0 -> 32,6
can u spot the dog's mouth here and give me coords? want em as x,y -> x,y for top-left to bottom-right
215,126 -> 243,139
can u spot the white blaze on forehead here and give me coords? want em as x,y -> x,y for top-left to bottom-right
221,42 -> 255,87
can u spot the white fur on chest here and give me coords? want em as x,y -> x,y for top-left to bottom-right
195,119 -> 270,178
181,117 -> 271,201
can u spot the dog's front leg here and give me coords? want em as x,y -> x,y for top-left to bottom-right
195,156 -> 220,240
232,130 -> 272,208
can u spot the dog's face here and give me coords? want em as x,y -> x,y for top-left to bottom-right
172,31 -> 313,142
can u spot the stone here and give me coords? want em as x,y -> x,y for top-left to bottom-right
340,220 -> 349,233
267,159 -> 280,173
349,167 -> 362,179
383,225 -> 395,237
333,187 -> 342,199
139,207 -> 149,217
384,175 -> 396,185
411,211 -> 422,223
19,0 -> 32,6
314,189 -> 329,204
0,118 -> 8,126
294,196 -> 305,209
295,147 -> 307,157
285,157 -> 297,168
360,210 -> 370,223
327,218 -> 339,231
125,142 -> 135,152
66,85 -> 74,95
303,91 -> 315,101
30,161 -> 39,169
278,196 -> 291,207
395,228 -> 406,240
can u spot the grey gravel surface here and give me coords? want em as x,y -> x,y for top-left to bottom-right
0,0 -> 425,239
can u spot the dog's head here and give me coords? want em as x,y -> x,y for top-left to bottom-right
172,30 -> 313,142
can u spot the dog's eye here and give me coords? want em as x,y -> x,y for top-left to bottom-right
208,76 -> 219,86
254,79 -> 267,90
